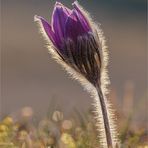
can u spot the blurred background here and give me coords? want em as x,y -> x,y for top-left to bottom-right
1,0 -> 147,130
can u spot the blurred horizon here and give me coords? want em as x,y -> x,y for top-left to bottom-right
1,0 -> 147,124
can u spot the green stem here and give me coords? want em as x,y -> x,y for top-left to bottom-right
96,84 -> 113,148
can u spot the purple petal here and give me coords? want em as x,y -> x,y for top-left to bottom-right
51,2 -> 72,45
72,1 -> 91,32
73,9 -> 90,33
64,10 -> 87,42
34,15 -> 57,47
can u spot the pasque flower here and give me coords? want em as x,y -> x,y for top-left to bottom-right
35,1 -> 119,148
35,2 -> 100,85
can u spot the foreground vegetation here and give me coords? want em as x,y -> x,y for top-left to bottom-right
0,107 -> 147,148
0,83 -> 147,148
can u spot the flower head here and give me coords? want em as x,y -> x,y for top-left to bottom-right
35,1 -> 101,85
35,2 -> 91,48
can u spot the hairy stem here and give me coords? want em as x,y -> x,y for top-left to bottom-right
96,84 -> 113,148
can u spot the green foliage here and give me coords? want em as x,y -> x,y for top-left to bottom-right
0,107 -> 147,148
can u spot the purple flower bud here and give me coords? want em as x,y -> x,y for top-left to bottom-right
35,1 -> 91,51
34,1 -> 100,85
